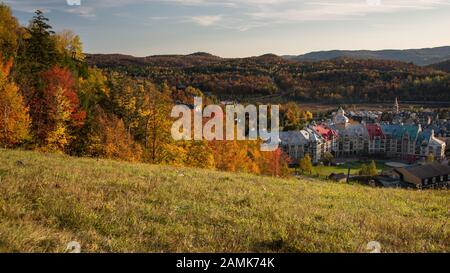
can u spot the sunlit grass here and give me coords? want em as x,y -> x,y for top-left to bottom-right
0,149 -> 448,253
310,161 -> 388,178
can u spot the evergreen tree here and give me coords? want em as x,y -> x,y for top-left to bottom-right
15,10 -> 60,97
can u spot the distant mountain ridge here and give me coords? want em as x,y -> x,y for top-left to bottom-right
87,46 -> 450,67
283,46 -> 450,66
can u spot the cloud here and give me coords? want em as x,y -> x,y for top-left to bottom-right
4,0 -> 450,28
189,15 -> 222,26
246,0 -> 450,23
64,6 -> 95,17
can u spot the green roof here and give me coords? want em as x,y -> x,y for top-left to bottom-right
381,125 -> 420,141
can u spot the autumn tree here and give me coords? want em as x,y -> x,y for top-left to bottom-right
85,106 -> 142,161
55,30 -> 84,62
71,67 -> 109,154
77,67 -> 108,115
140,83 -> 175,163
0,55 -> 30,147
0,3 -> 21,59
280,102 -> 313,131
299,155 -> 313,174
369,160 -> 378,176
322,152 -> 334,166
108,72 -> 142,137
184,140 -> 215,169
359,164 -> 369,176
39,66 -> 86,151
262,148 -> 291,177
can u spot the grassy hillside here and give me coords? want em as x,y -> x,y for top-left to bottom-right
0,149 -> 448,253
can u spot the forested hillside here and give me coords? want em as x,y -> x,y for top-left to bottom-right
87,53 -> 450,103
0,4 -> 291,177
430,60 -> 450,73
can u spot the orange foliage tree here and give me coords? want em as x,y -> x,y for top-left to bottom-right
0,55 -> 30,147
85,106 -> 142,161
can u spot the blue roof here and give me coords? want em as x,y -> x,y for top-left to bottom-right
381,125 -> 420,141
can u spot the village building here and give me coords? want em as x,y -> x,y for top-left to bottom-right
394,163 -> 450,189
312,124 -> 338,156
365,123 -> 385,155
381,125 -> 446,162
278,100 -> 447,164
279,128 -> 325,164
329,108 -> 369,157
381,124 -> 421,162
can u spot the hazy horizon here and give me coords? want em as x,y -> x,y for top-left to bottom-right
4,0 -> 450,58
84,45 -> 450,58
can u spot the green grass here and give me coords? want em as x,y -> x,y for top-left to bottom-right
0,149 -> 448,253
311,161 -> 388,178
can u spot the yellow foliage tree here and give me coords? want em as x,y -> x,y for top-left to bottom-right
86,106 -> 142,161
55,29 -> 85,61
0,55 -> 30,147
141,84 -> 175,163
45,87 -> 72,152
299,154 -> 313,174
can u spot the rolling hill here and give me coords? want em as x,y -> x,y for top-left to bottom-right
0,149 -> 448,252
429,59 -> 450,73
283,46 -> 450,66
86,52 -> 450,103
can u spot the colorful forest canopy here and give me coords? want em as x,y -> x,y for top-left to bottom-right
0,3 -> 291,177
86,53 -> 450,103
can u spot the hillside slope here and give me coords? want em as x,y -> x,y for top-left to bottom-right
86,53 -> 450,103
429,59 -> 450,73
0,149 -> 448,253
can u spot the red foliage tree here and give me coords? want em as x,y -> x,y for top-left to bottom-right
32,66 -> 86,149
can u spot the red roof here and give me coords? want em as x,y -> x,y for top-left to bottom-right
314,125 -> 338,140
366,124 -> 384,139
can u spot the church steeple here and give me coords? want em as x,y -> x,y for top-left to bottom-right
394,97 -> 399,114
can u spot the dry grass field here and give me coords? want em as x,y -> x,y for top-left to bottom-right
0,149 -> 448,253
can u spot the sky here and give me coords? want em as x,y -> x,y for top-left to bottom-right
4,0 -> 450,57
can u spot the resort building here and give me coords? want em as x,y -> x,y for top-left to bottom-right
279,128 -> 325,164
278,102 -> 446,164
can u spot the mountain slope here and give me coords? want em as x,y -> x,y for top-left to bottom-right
284,46 -> 450,66
86,52 -> 450,103
86,52 -> 225,68
429,59 -> 450,72
0,149 -> 448,253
